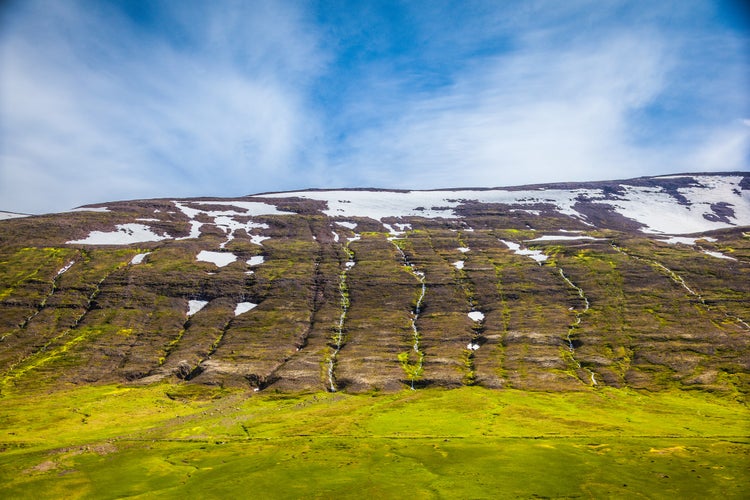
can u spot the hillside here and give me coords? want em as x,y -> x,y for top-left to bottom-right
1,172 -> 749,395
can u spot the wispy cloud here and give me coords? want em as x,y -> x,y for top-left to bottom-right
0,0 -> 747,213
0,0 -> 326,213
328,2 -> 749,188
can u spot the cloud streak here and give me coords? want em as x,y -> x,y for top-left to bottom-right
329,3 -> 748,188
0,0 -> 747,213
1,0 -> 325,213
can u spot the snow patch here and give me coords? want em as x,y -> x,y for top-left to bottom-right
68,206 -> 109,213
703,250 -> 736,261
457,247 -> 470,253
130,252 -> 151,265
467,343 -> 480,351
500,240 -> 548,264
246,255 -> 265,266
468,311 -> 485,322
235,302 -> 257,316
177,220 -> 203,240
196,250 -> 237,267
527,235 -> 605,242
250,235 -> 270,246
335,221 -> 357,229
383,223 -> 405,237
56,260 -> 75,276
453,260 -> 465,270
67,224 -> 170,245
659,236 -> 717,245
187,300 -> 208,316
0,211 -> 30,220
194,200 -> 292,217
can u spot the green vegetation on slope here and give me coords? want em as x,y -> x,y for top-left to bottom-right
0,384 -> 747,498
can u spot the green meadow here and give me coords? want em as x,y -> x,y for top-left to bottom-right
1,384 -> 747,498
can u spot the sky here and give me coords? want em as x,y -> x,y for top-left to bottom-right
0,0 -> 748,214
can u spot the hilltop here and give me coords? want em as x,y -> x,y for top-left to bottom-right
0,172 -> 748,395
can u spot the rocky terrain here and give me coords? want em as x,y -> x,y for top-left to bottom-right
1,172 -> 748,395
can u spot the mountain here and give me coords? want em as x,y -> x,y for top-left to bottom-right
1,172 -> 749,395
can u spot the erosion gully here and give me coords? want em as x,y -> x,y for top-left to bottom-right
557,267 -> 597,386
327,231 -> 358,392
612,243 -> 750,332
387,227 -> 426,390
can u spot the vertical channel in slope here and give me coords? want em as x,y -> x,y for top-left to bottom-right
388,228 -> 426,390
612,243 -> 750,332
557,268 -> 597,386
327,233 -> 358,392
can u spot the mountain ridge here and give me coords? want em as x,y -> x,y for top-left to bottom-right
1,172 -> 748,395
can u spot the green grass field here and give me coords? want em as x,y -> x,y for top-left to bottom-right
1,384 -> 747,498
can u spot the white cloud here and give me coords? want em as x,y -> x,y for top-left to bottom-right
0,0 -> 326,213
336,31 -> 747,188
0,1 -> 746,213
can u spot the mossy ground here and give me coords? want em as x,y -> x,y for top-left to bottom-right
1,384 -> 747,498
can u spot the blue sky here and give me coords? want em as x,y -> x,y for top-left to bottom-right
1,0 -> 748,214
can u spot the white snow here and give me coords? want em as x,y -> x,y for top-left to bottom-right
194,200 -> 293,217
510,209 -> 541,215
258,175 -> 750,235
196,250 -> 237,267
67,224 -> 170,245
383,223 -> 404,237
171,200 -> 279,245
345,260 -> 356,269
172,201 -> 202,219
68,206 -> 109,213
467,343 -> 480,351
235,302 -> 257,316
500,239 -> 548,264
347,234 -> 361,242
603,176 -> 750,234
250,235 -> 270,246
136,218 -> 161,222
453,260 -> 465,270
187,300 -> 208,316
527,235 -> 605,242
335,221 -> 357,229
468,311 -> 485,322
703,250 -> 736,261
457,247 -> 470,253
130,252 -> 151,265
177,220 -> 203,240
0,211 -> 30,220
332,231 -> 340,243
56,260 -> 75,276
659,236 -> 717,245
246,255 -> 265,266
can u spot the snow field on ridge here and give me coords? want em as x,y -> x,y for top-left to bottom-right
260,175 -> 749,235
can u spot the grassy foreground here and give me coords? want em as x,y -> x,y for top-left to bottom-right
0,384 -> 747,498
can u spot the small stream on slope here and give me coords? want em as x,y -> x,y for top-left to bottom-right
389,231 -> 426,389
612,244 -> 750,332
327,234 -> 358,392
1,259 -> 123,384
557,268 -> 597,386
14,259 -> 77,334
